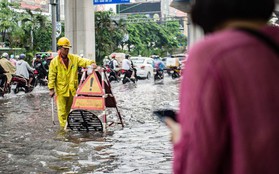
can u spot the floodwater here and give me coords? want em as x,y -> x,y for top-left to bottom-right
0,76 -> 180,174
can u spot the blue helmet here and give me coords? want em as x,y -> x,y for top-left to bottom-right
19,54 -> 26,59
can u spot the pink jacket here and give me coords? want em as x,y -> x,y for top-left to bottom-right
174,26 -> 279,174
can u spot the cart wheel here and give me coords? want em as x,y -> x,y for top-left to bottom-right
67,109 -> 103,132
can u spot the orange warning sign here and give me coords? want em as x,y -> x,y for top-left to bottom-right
72,96 -> 105,110
76,72 -> 104,96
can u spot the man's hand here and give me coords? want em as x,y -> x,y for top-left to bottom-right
49,89 -> 55,98
91,63 -> 97,69
165,117 -> 181,144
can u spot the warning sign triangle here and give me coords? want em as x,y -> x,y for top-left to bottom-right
76,71 -> 104,96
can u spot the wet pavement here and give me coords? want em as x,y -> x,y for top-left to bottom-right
0,76 -> 180,174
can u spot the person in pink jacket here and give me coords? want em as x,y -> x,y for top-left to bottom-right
166,0 -> 279,173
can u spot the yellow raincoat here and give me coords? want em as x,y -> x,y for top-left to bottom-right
0,58 -> 16,83
48,53 -> 95,127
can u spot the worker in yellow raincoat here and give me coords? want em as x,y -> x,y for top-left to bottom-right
48,37 -> 97,128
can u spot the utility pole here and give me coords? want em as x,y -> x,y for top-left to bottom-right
50,0 -> 57,52
56,0 -> 60,22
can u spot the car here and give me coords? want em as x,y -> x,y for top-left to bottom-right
161,57 -> 169,65
166,57 -> 180,68
171,53 -> 186,64
131,57 -> 154,79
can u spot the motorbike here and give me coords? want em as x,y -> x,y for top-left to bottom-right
34,69 -> 48,86
0,75 -> 10,97
10,73 -> 36,94
122,69 -> 136,84
34,61 -> 48,86
109,69 -> 121,82
169,67 -> 181,79
103,66 -> 121,83
154,68 -> 164,83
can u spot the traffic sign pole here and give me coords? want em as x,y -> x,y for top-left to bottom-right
50,0 -> 57,52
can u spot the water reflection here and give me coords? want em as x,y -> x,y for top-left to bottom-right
0,76 -> 179,173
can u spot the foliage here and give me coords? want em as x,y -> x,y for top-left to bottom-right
1,4 -> 187,64
95,12 -> 187,64
95,11 -> 126,64
0,0 -> 20,43
95,11 -> 114,64
125,15 -> 187,57
0,1 -> 54,63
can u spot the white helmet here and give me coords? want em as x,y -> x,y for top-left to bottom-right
1,52 -> 9,59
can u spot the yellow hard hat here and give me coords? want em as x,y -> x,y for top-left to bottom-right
57,37 -> 72,48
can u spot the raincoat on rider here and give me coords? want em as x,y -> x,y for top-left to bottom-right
0,57 -> 16,83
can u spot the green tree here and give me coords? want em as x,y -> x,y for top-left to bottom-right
95,11 -> 126,64
9,26 -> 25,48
33,23 -> 52,52
20,9 -> 49,51
0,0 -> 20,44
112,18 -> 127,51
0,0 -> 53,62
161,20 -> 187,55
125,15 -> 186,57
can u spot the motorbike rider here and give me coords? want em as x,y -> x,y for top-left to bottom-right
48,37 -> 97,129
103,56 -> 109,67
122,54 -> 135,83
110,54 -> 119,69
153,56 -> 165,79
33,54 -> 41,67
0,52 -> 16,86
9,54 -> 17,66
15,54 -> 35,88
34,54 -> 48,81
41,54 -> 50,71
130,56 -> 137,80
109,54 -> 120,80
0,64 -> 7,91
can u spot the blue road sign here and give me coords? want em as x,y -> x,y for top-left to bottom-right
93,0 -> 130,5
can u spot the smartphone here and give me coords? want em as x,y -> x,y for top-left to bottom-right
153,109 -> 177,123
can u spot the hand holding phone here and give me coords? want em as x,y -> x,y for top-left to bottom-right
153,109 -> 177,123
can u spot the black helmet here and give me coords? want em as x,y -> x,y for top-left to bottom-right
36,54 -> 41,59
19,54 -> 26,60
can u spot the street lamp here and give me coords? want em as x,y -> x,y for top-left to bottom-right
50,0 -> 57,52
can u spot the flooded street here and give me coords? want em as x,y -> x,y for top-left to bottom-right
0,76 -> 180,174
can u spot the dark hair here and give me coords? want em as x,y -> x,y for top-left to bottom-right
191,0 -> 275,33
125,54 -> 130,59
